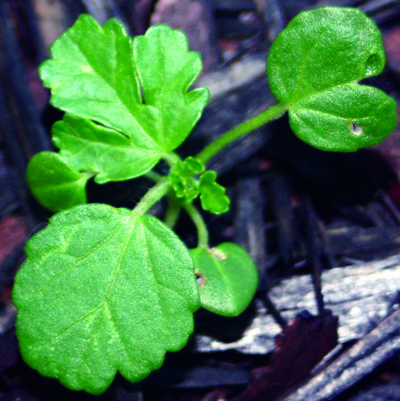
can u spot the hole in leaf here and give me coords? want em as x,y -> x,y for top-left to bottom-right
195,272 -> 205,287
139,86 -> 146,104
365,53 -> 381,76
350,122 -> 363,136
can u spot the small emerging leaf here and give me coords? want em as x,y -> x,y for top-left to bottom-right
267,6 -> 397,151
183,157 -> 205,174
190,243 -> 258,316
13,204 -> 200,394
199,171 -> 230,214
27,152 -> 89,212
52,114 -> 159,183
168,157 -> 205,201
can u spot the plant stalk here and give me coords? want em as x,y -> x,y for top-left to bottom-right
132,179 -> 170,216
196,103 -> 288,164
163,151 -> 182,167
183,202 -> 209,249
145,170 -> 163,182
164,194 -> 182,228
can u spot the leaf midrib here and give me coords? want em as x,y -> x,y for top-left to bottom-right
289,80 -> 362,108
60,129 -> 159,154
67,35 -> 160,151
37,218 -> 134,346
36,176 -> 88,190
208,251 -> 236,306
291,106 -> 374,121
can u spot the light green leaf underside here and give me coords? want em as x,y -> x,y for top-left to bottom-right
190,243 -> 258,317
53,114 -> 160,183
13,204 -> 200,394
40,15 -> 209,177
267,6 -> 397,151
27,152 -> 88,212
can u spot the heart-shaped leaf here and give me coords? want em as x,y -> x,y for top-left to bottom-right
27,152 -> 89,212
13,204 -> 200,394
190,243 -> 258,316
267,7 -> 397,151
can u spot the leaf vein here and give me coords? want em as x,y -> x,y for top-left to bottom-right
294,106 -> 372,121
32,221 -> 125,297
67,36 -> 158,148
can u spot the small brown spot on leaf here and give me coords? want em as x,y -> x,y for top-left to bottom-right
208,247 -> 227,261
195,271 -> 206,287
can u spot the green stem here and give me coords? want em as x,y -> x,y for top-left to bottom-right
132,179 -> 170,216
196,103 -> 288,164
163,151 -> 182,168
164,195 -> 182,228
183,202 -> 209,249
145,170 -> 163,182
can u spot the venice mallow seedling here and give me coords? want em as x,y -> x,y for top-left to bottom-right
12,6 -> 397,394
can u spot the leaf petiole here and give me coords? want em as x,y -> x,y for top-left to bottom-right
183,202 -> 209,249
145,170 -> 164,182
131,178 -> 170,216
163,151 -> 182,168
164,193 -> 182,228
196,103 -> 288,164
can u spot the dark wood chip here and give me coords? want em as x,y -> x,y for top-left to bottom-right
348,383 -> 400,401
151,0 -> 220,72
234,175 -> 267,279
0,330 -> 19,373
282,308 -> 400,401
234,311 -> 338,401
0,215 -> 28,267
143,366 -> 250,389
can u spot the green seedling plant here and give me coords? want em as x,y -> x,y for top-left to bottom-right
12,6 -> 397,395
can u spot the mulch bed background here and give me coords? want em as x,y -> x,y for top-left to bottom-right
1,1 -> 400,400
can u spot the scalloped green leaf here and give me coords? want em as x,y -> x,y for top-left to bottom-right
52,114 -> 159,184
134,27 -> 210,151
267,6 -> 397,151
39,15 -> 209,178
199,171 -> 230,214
13,204 -> 200,394
26,151 -> 89,212
190,243 -> 258,316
